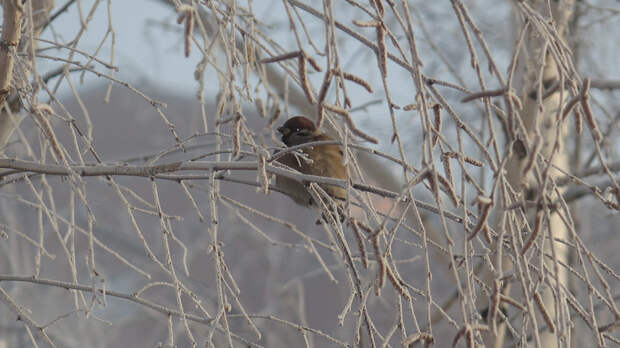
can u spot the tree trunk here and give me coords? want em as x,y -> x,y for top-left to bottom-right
0,0 -> 55,154
488,1 -> 576,347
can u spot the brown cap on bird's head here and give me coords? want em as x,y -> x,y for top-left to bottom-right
278,116 -> 316,133
277,116 -> 316,144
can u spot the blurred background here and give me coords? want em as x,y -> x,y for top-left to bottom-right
0,1 -> 618,347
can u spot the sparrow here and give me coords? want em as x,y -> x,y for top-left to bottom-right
275,116 -> 347,217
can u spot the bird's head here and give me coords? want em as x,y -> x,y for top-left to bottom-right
277,116 -> 317,146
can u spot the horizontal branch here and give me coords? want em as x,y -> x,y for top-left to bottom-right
0,158 -> 240,176
556,161 -> 620,186
460,87 -> 507,103
0,158 -> 468,224
590,79 -> 620,90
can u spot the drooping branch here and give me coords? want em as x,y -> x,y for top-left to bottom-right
0,274 -> 262,347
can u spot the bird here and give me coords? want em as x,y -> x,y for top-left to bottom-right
274,116 -> 347,219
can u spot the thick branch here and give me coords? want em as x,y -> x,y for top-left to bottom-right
0,158 -> 469,224
0,0 -> 23,104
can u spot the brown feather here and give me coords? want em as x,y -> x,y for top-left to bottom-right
300,133 -> 346,201
275,117 -> 347,207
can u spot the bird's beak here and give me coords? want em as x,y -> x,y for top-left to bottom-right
277,127 -> 289,135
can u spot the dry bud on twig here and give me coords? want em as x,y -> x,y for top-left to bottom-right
521,134 -> 541,178
177,5 -> 195,57
436,171 -> 459,207
298,55 -> 317,104
441,153 -> 454,191
232,114 -> 242,158
432,104 -> 442,147
321,102 -> 378,143
385,261 -> 410,300
33,104 -> 64,162
317,69 -> 334,104
268,107 -> 281,128
372,228 -> 386,294
468,195 -> 492,241
580,78 -> 602,142
257,152 -> 269,194
522,207 -> 544,255
352,20 -> 381,28
315,70 -> 334,128
351,219 -> 369,269
376,24 -> 388,76
561,93 -> 580,122
254,98 -> 266,118
260,50 -> 301,64
304,53 -> 322,72
332,69 -> 373,94
534,291 -> 555,333
460,87 -> 507,103
371,0 -> 385,16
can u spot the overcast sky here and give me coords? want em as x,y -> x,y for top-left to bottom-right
43,0 -> 202,94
